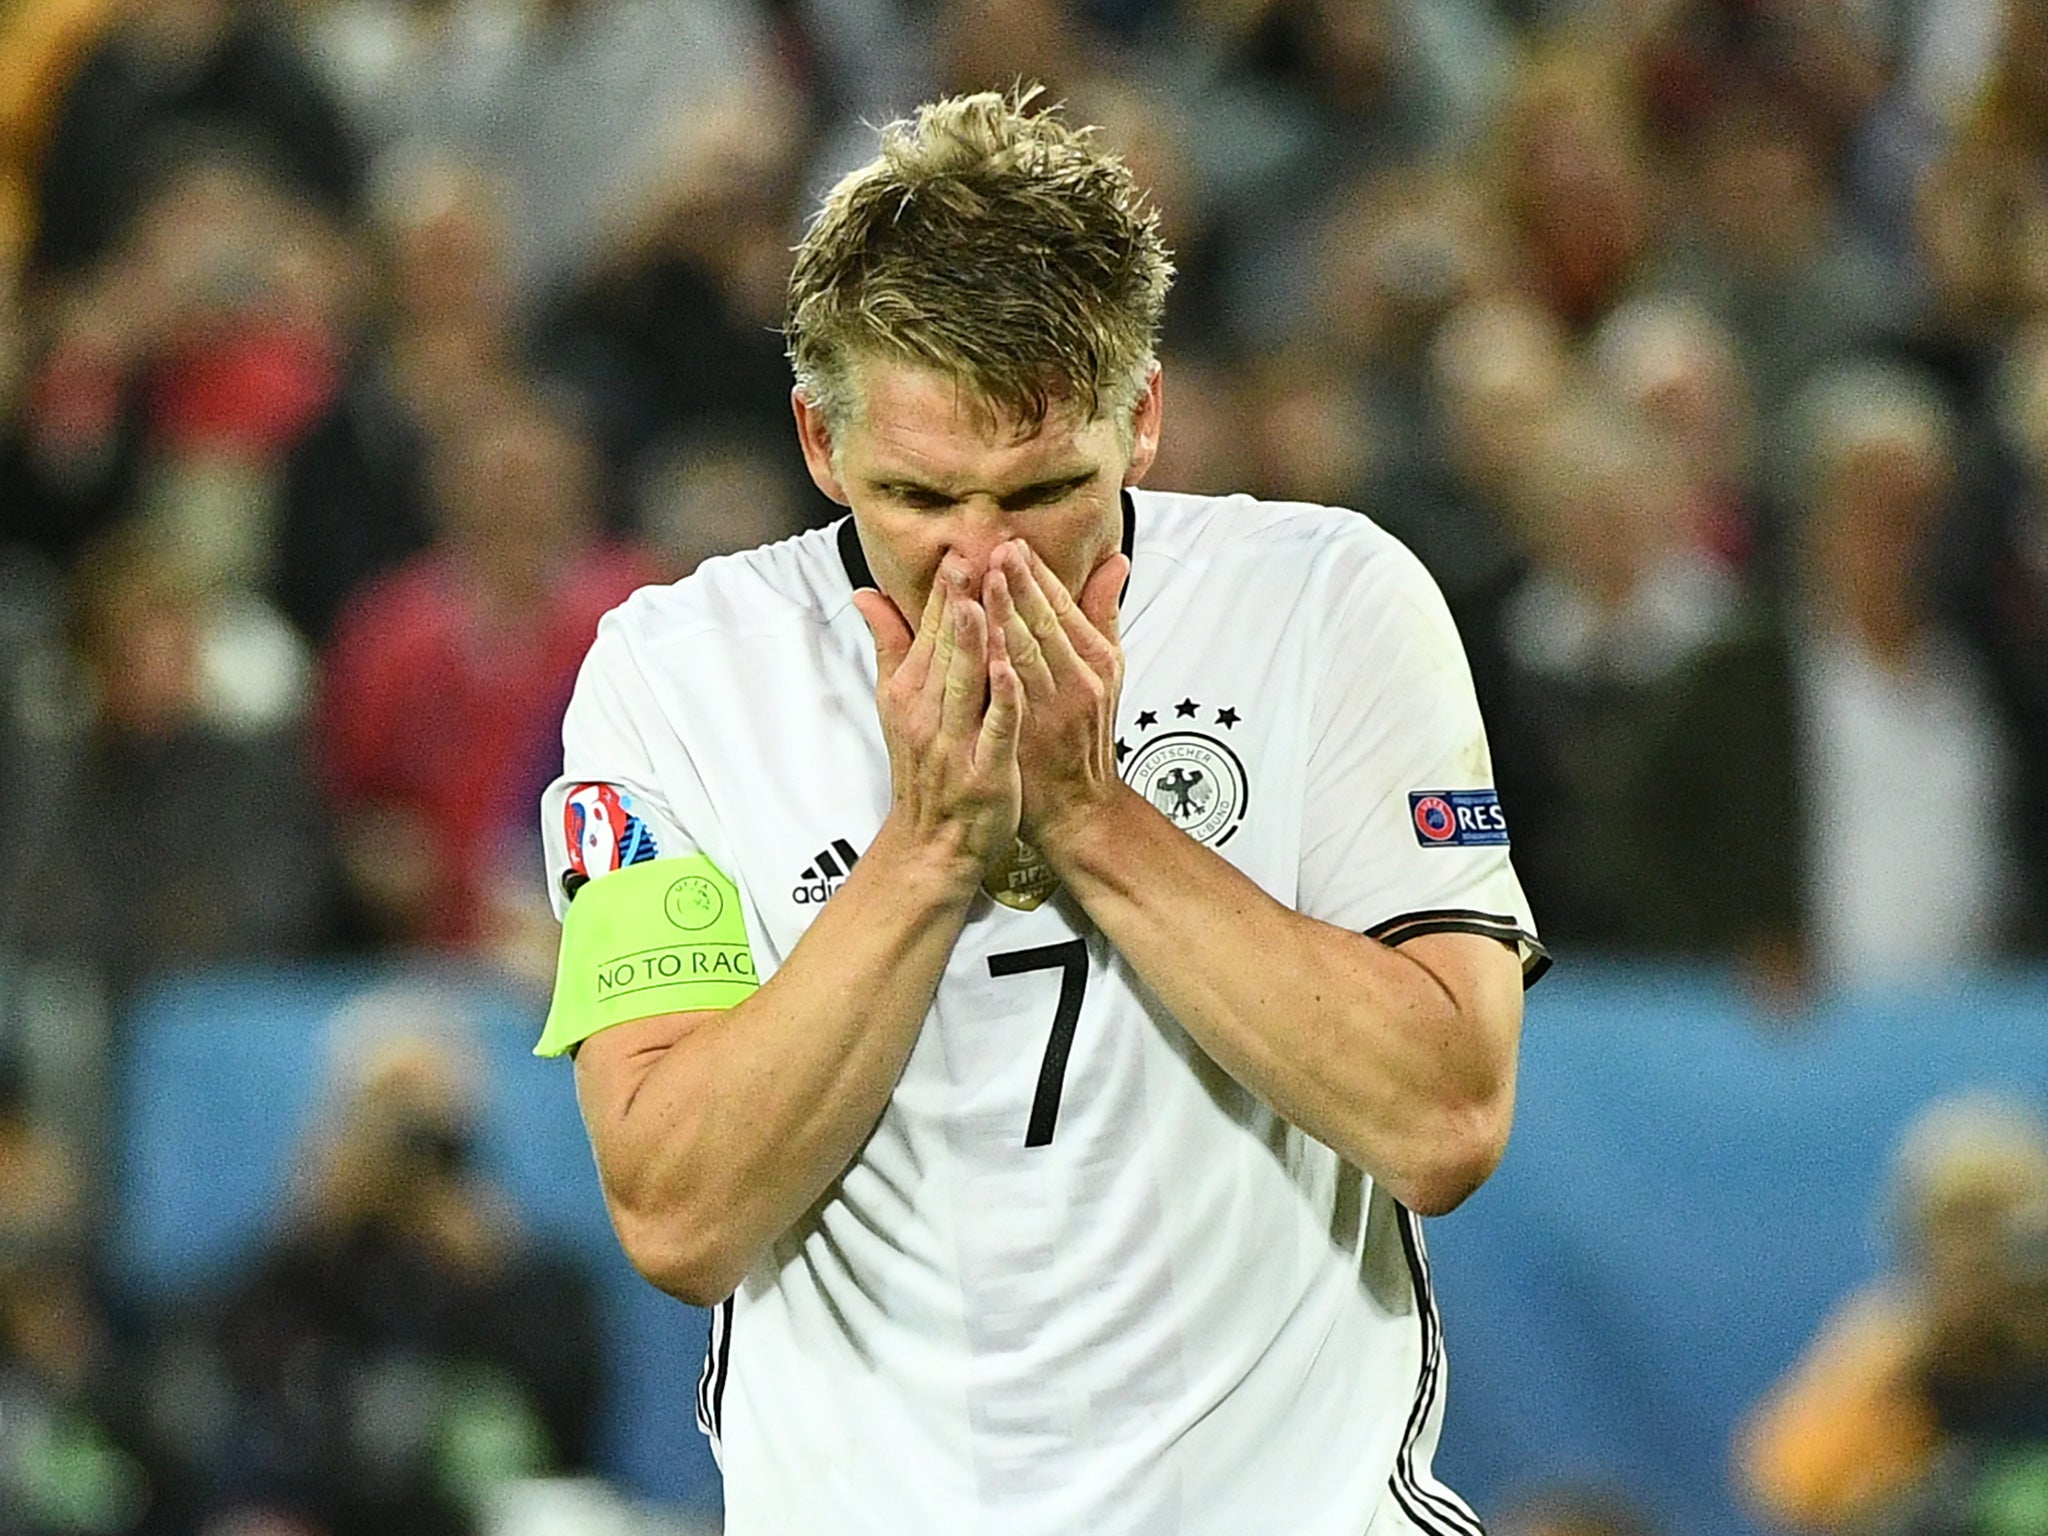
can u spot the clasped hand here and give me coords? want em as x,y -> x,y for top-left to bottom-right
853,540 -> 1129,884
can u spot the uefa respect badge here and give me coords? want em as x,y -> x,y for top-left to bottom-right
1408,788 -> 1510,848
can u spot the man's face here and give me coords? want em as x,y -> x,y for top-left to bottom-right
794,357 -> 1162,622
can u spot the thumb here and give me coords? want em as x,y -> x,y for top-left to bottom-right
852,588 -> 914,673
1080,552 -> 1131,646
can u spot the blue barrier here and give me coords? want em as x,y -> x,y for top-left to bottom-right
111,959 -> 2048,1533
1429,960 -> 2048,1536
110,962 -> 721,1514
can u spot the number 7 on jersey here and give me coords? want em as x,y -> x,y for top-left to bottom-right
987,939 -> 1088,1147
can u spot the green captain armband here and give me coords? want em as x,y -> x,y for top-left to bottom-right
535,854 -> 760,1057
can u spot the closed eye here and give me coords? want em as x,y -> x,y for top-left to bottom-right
870,473 -> 1095,512
996,474 -> 1094,512
869,481 -> 955,510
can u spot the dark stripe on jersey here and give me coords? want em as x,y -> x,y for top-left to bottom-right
696,1296 -> 735,1447
695,1303 -> 718,1437
711,1294 -> 735,1440
1365,909 -> 1553,989
1392,1207 -> 1487,1536
837,516 -> 874,590
1118,488 -> 1136,593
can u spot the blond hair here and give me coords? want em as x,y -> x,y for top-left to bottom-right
785,88 -> 1174,435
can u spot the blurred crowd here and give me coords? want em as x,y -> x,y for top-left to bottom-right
0,0 -> 2045,1530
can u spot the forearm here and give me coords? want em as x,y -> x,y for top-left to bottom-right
1046,786 -> 1520,1213
579,818 -> 979,1302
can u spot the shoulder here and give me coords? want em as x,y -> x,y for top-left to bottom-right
1130,487 -> 1443,613
593,523 -> 853,663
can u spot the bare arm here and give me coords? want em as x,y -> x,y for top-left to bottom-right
572,825 -> 981,1305
571,564 -> 1022,1304
987,538 -> 1523,1214
1049,785 -> 1523,1214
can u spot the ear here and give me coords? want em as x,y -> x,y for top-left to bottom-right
1121,362 -> 1164,487
792,387 -> 851,506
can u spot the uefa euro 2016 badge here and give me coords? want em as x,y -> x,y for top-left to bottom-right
1118,699 -> 1249,849
561,782 -> 662,900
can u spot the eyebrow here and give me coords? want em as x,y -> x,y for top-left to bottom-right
866,470 -> 1097,506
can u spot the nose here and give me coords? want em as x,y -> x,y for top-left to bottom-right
940,503 -> 1018,582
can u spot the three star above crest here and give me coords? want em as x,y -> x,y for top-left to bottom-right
1127,702 -> 1242,734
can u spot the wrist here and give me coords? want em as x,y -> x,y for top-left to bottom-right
1034,782 -> 1145,881
864,814 -> 999,908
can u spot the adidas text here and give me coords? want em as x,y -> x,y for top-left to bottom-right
791,838 -> 862,904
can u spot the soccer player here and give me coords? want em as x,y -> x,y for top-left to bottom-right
537,89 -> 1547,1535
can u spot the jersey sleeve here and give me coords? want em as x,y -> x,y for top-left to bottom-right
1298,538 -> 1548,985
540,610 -> 701,921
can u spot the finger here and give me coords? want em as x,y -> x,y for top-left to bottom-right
985,566 -> 1056,699
925,581 -> 961,707
1022,543 -> 1115,664
899,565 -> 956,690
999,542 -> 1089,678
1079,551 -> 1130,648
977,643 -> 1022,775
852,589 -> 914,675
938,592 -> 989,737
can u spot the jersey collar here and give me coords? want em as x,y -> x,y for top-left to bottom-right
834,490 -> 1139,608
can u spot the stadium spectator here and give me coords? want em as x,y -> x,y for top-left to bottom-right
315,391 -> 660,950
16,525 -> 340,990
934,0 -> 1089,105
1417,291 -> 1575,654
1786,360 -> 2025,983
143,1015 -> 603,1536
0,0 -> 116,275
1194,0 -> 1507,343
2,143 -> 361,600
299,0 -> 774,300
1137,351 -> 1250,497
1912,0 -> 2048,361
29,0 -> 361,280
0,1082 -> 167,1534
529,75 -> 818,516
1590,294 -> 1763,572
1484,40 -> 1658,333
1302,166 -> 1516,595
630,427 -> 821,582
1478,393 -> 1800,967
1060,73 -> 1237,355
276,152 -> 522,644
1663,87 -> 1902,444
1735,1090 -> 2048,1533
1946,324 -> 2048,949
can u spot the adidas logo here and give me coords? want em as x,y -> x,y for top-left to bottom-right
792,838 -> 862,904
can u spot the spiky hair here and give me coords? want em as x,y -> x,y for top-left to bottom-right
784,87 -> 1174,435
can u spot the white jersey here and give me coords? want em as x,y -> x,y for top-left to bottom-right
542,488 -> 1544,1536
